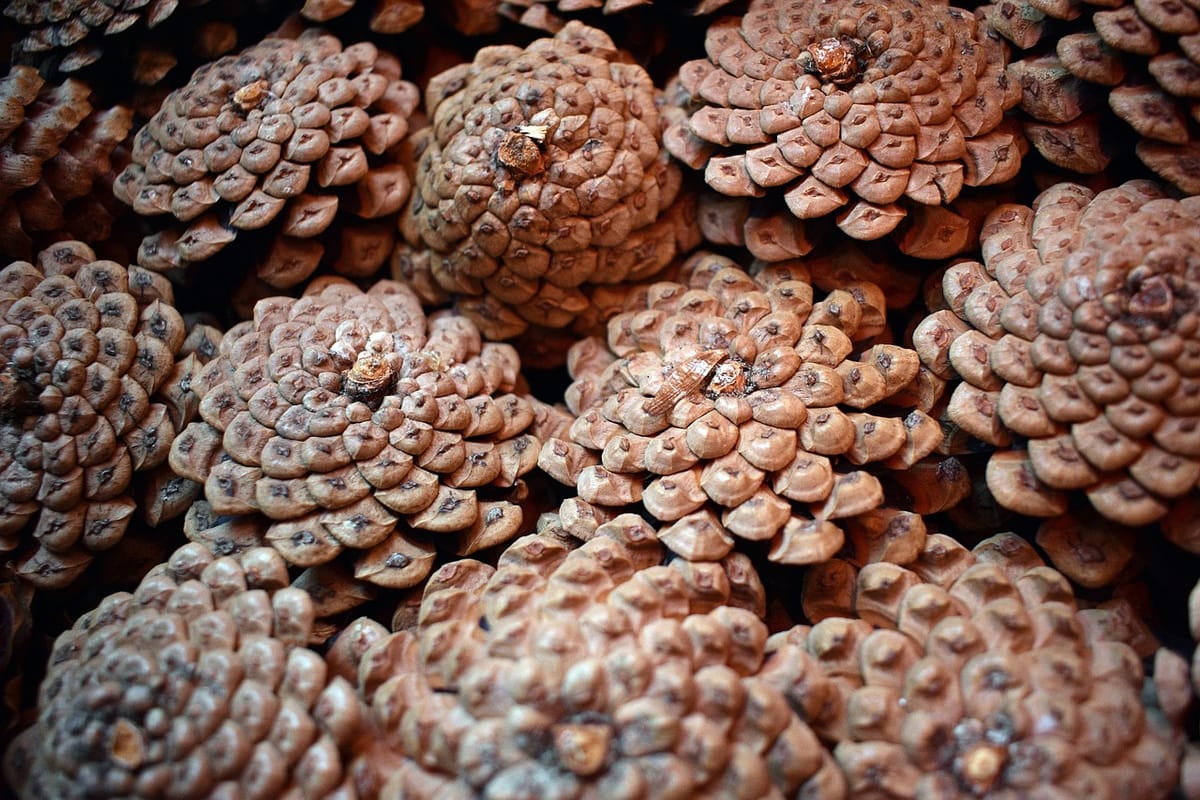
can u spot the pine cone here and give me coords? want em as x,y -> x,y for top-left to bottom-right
4,0 -> 202,72
539,251 -> 957,566
913,180 -> 1200,540
506,0 -> 740,33
990,0 -> 1200,191
2,543 -> 382,800
1032,509 -> 1139,588
1182,578 -> 1200,798
0,561 -> 33,734
0,66 -> 134,261
3,0 -> 286,95
352,516 -> 837,797
168,278 -> 545,589
0,242 -> 210,589
301,0 -> 424,33
664,0 -> 1024,251
114,30 -> 419,288
400,21 -> 696,340
443,0 -> 737,35
764,532 -> 1185,798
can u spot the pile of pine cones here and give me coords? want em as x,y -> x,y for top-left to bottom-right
2,0 -> 1200,797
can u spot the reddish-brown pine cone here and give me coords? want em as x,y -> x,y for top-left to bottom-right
539,251 -> 956,566
444,0 -> 739,34
989,0 -> 1200,192
443,0 -> 738,36
350,514 -> 839,798
114,30 -> 419,288
913,180 -> 1200,538
0,242 -> 212,589
765,532 -> 1185,798
301,0 -> 424,33
399,21 -> 696,341
0,66 -> 134,261
168,278 -> 546,590
1032,508 -> 1141,589
2,543 -> 385,800
664,0 -> 1024,250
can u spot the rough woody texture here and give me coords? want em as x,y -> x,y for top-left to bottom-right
0,242 -> 213,589
1183,578 -> 1200,798
169,278 -> 545,589
2,543 -> 384,800
3,0 -> 206,73
351,515 -> 836,798
764,532 -> 1184,798
399,21 -> 697,340
1032,509 -> 1140,588
0,562 -> 33,734
0,66 -> 134,261
445,0 -> 739,35
989,0 -> 1200,192
664,0 -> 1023,249
539,251 -> 955,566
301,0 -> 424,33
913,181 -> 1200,541
114,31 -> 419,287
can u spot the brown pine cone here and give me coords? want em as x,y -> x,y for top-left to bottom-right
539,251 -> 957,566
114,30 -> 419,288
913,180 -> 1200,541
443,0 -> 737,35
0,563 -> 31,675
0,242 -> 211,589
991,0 -> 1200,191
2,543 -> 384,800
0,66 -> 134,261
399,21 -> 696,340
351,515 -> 837,798
664,0 -> 1024,252
301,0 -> 424,33
503,0 -> 739,33
3,0 -> 283,92
0,561 -> 33,734
767,532 -> 1185,799
1032,509 -> 1140,588
4,0 -> 202,72
168,278 -> 546,589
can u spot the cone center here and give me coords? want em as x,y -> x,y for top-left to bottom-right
342,352 -> 394,408
959,742 -> 1006,792
233,79 -> 270,112
497,126 -> 548,178
803,36 -> 866,85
